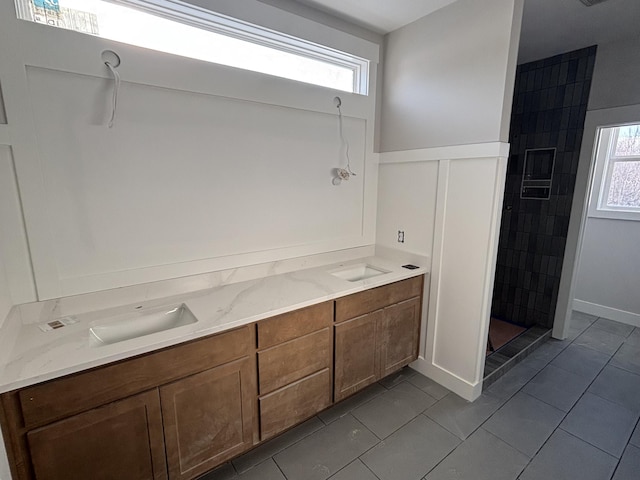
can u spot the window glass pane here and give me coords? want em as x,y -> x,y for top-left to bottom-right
16,0 -> 360,93
606,160 -> 640,208
614,125 -> 640,156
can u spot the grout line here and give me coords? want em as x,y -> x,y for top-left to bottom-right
557,427 -> 620,460
271,457 -> 288,480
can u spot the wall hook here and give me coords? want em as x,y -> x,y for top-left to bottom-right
102,50 -> 121,128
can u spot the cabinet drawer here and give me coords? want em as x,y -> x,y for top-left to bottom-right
258,328 -> 331,395
257,301 -> 332,349
335,276 -> 423,323
19,325 -> 253,429
259,369 -> 332,440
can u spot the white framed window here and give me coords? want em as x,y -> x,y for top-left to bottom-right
589,123 -> 640,220
14,0 -> 369,94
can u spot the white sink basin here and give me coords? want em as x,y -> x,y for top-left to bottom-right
89,304 -> 197,347
330,264 -> 390,282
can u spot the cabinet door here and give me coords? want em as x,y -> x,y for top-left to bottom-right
27,390 -> 167,480
334,310 -> 382,402
160,357 -> 256,480
379,297 -> 421,378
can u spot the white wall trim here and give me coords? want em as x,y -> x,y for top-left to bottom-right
379,142 -> 510,164
0,126 -> 9,146
474,156 -> 508,383
411,357 -> 482,400
573,299 -> 640,328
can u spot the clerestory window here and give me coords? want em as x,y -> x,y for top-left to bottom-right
14,0 -> 370,94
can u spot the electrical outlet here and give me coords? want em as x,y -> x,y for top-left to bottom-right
397,230 -> 405,243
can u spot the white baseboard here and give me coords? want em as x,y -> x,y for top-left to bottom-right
410,358 -> 482,401
573,299 -> 640,328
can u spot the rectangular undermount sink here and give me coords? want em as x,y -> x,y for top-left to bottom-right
89,304 -> 198,347
330,264 -> 390,282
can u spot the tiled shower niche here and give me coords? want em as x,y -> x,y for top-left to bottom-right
492,46 -> 597,329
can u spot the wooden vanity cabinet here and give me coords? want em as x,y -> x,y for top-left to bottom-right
256,302 -> 333,440
0,325 -> 257,480
334,276 -> 423,402
0,276 -> 425,480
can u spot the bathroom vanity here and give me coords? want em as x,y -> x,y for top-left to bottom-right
0,262 -> 425,480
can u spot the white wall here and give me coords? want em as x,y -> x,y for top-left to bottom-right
377,146 -> 509,400
0,1 -> 381,302
0,250 -> 12,329
571,36 -> 640,326
588,35 -> 640,111
376,0 -> 522,401
376,162 -> 438,256
379,0 -> 522,151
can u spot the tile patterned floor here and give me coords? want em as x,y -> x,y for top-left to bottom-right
201,312 -> 640,480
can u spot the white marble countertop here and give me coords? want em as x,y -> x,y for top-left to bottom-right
0,254 -> 427,393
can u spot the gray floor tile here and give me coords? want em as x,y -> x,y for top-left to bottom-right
233,417 -> 324,473
361,415 -> 460,480
560,392 -> 638,458
423,428 -> 529,480
592,318 -> 635,338
572,311 -> 599,325
625,328 -> 640,347
483,392 -> 565,458
550,344 -> 610,380
234,459 -> 285,480
518,430 -> 617,480
522,365 -> 591,412
198,463 -> 236,480
408,374 -> 451,400
379,367 -> 417,389
424,392 -> 504,440
483,363 -> 540,400
567,313 -> 597,341
352,382 -> 437,439
631,421 -> 640,447
588,365 -> 640,414
574,326 -> 625,355
318,383 -> 386,425
328,460 -> 378,480
613,445 -> 640,480
514,340 -> 568,372
273,415 -> 378,480
610,343 -> 640,376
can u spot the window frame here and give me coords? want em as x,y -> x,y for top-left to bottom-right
14,0 -> 370,95
589,124 -> 640,221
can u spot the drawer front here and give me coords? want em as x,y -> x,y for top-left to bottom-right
19,325 -> 254,429
335,276 -> 423,323
259,369 -> 332,441
258,328 -> 331,395
257,301 -> 332,349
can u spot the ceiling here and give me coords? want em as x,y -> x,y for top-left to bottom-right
292,0 -> 458,34
294,0 -> 640,64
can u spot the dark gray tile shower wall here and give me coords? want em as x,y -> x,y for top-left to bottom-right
492,46 -> 597,328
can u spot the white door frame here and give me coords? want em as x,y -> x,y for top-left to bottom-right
552,104 -> 640,339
